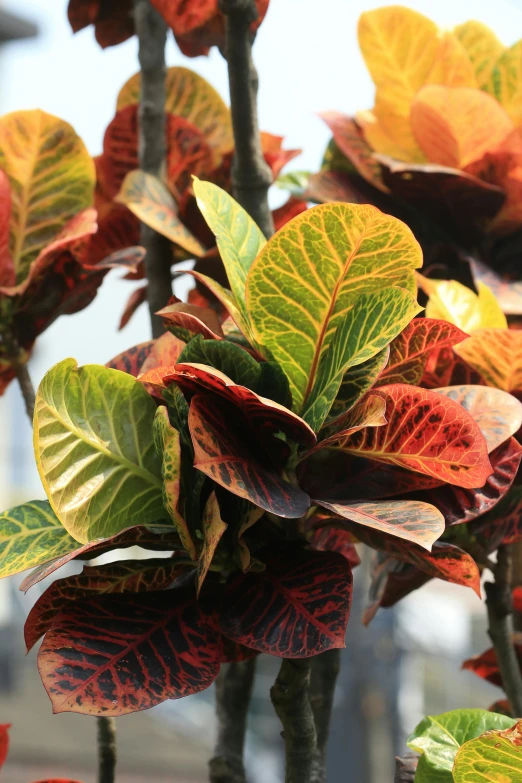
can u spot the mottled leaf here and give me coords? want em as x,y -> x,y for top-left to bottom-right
485,39 -> 522,126
453,719 -> 522,782
158,301 -> 224,342
454,329 -> 522,392
330,347 -> 390,417
454,21 -> 505,87
315,394 -> 386,451
196,491 -> 227,595
0,724 -> 9,770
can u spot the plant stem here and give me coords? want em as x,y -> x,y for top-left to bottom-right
219,0 -> 275,239
308,649 -> 340,782
209,659 -> 256,783
270,659 -> 321,783
14,361 -> 35,421
98,716 -> 117,783
133,0 -> 172,337
394,753 -> 418,782
486,544 -> 522,717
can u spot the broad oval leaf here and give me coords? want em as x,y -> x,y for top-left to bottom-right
38,588 -> 221,715
435,385 -> 522,453
453,720 -> 522,782
419,276 -> 508,332
454,329 -> 522,393
116,170 -> 205,257
425,32 -> 477,89
34,359 -> 164,544
454,21 -> 505,87
25,558 -> 188,652
193,178 -> 266,334
220,546 -> 352,658
0,501 -> 77,579
116,67 -> 233,158
315,500 -> 444,551
245,203 -> 422,411
407,709 -> 515,781
327,384 -> 493,488
0,109 -> 95,283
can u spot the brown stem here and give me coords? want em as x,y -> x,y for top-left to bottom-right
209,659 -> 256,783
14,360 -> 35,422
133,0 -> 172,337
219,0 -> 274,239
270,659 -> 322,783
308,649 -> 340,782
486,544 -> 522,717
98,716 -> 117,783
394,753 -> 418,783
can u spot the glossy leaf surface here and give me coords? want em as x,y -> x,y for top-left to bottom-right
455,329 -> 522,393
453,720 -> 522,782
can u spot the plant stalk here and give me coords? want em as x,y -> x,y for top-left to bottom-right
133,0 -> 172,337
14,361 -> 35,421
270,659 -> 321,783
486,544 -> 522,717
209,659 -> 256,783
394,753 -> 418,783
308,648 -> 340,782
219,0 -> 275,238
98,716 -> 117,783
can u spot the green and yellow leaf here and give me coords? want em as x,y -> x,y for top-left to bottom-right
486,39 -> 522,127
196,491 -> 227,595
453,719 -> 522,782
454,21 -> 505,87
454,328 -> 522,392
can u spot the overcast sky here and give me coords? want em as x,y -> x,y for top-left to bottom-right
1,0 -> 522,493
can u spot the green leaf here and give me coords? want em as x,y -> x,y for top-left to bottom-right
193,178 -> 266,330
407,709 -> 515,782
34,359 -> 164,544
245,202 -> 422,412
302,287 -> 421,431
276,170 -> 311,198
329,347 -> 390,418
453,719 -> 522,782
189,270 -> 251,338
0,501 -> 78,578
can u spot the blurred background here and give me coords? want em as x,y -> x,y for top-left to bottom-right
0,0 -> 521,780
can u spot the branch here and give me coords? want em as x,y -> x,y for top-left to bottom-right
97,716 -> 117,783
14,360 -> 35,422
133,0 -> 172,337
486,544 -> 522,717
308,649 -> 340,782
270,659 -> 322,783
209,659 -> 256,783
394,753 -> 418,783
219,0 -> 275,238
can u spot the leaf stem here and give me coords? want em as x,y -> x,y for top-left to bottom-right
308,649 -> 341,782
486,543 -> 522,717
209,659 -> 256,783
270,658 -> 322,783
133,0 -> 172,338
219,0 -> 275,239
97,716 -> 117,783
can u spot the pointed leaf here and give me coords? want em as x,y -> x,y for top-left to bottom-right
376,319 -> 469,387
330,347 -> 390,417
419,276 -> 508,331
454,329 -> 522,392
187,269 -> 249,336
246,203 -> 422,411
316,394 -> 387,451
197,491 -> 227,595
153,407 -> 196,560
25,558 -> 188,652
0,501 -> 78,579
318,112 -> 387,191
454,21 -> 505,87
325,383 -> 492,488
435,385 -> 522,453
0,110 -> 95,283
193,178 -> 266,328
463,634 -> 522,689
188,394 -> 310,518
34,359 -> 164,543
38,587 -> 221,715
139,332 -> 186,376
158,301 -> 224,341
220,546 -> 352,657
453,719 -> 522,782
315,500 -> 444,551
116,170 -> 205,257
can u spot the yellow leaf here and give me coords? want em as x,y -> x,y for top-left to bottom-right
455,328 -> 522,392
357,94 -> 426,162
485,39 -> 522,126
0,110 -> 95,284
420,275 -> 508,331
454,20 -> 505,87
426,32 -> 477,89
411,85 -> 514,168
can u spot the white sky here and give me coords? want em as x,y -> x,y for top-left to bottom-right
1,0 -> 522,494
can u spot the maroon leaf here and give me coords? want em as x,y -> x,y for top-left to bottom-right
272,197 -> 308,231
20,526 -> 182,593
470,482 -> 522,552
311,527 -> 361,569
312,394 -> 387,454
119,285 -> 147,329
375,319 -> 468,387
106,341 -> 154,376
421,345 -> 486,388
158,301 -> 224,341
68,0 -> 134,48
463,635 -> 522,689
220,637 -> 259,664
38,587 -> 221,715
319,112 -> 387,191
188,394 -> 310,518
305,170 -> 368,205
220,546 -> 352,658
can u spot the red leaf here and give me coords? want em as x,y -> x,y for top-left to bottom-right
421,345 -> 486,388
68,0 -> 134,47
260,132 -> 301,179
513,586 -> 522,614
272,197 -> 308,231
188,394 -> 310,518
20,526 -> 182,593
31,779 -> 85,783
38,588 -> 221,715
166,116 -> 214,201
319,112 -> 387,192
119,285 -> 147,330
220,637 -> 258,664
99,106 -> 139,199
106,340 -> 154,376
311,528 -> 361,569
25,558 -> 189,653
139,332 -> 186,374
88,202 -> 140,270
470,482 -> 522,552
376,319 -> 468,387
312,394 -> 387,454
220,546 -> 352,658
463,635 -> 522,689
338,384 -> 492,488
0,723 -> 10,770
363,558 -> 431,624
158,301 -> 224,341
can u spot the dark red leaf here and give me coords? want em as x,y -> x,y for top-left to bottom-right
363,557 -> 431,625
220,637 -> 258,664
38,588 -> 221,715
305,170 -> 368,205
158,301 -> 224,341
513,586 -> 522,614
68,0 -> 134,47
25,558 -> 188,652
119,285 -> 147,330
188,394 -> 310,518
220,546 -> 352,658
272,197 -> 308,231
421,345 -> 486,388
166,116 -> 214,201
106,341 -> 154,376
311,527 -> 361,569
20,526 -> 182,593
319,112 -> 386,191
0,723 -> 9,770
463,635 -> 522,689
470,482 -> 522,552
